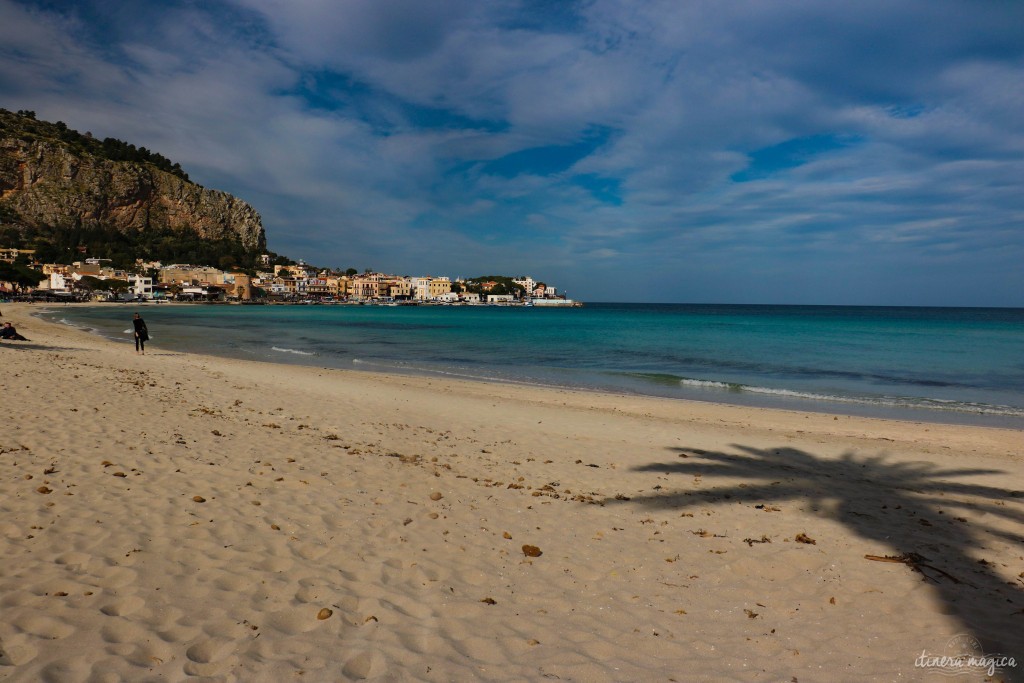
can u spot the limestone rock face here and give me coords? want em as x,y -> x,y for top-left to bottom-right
0,137 -> 265,252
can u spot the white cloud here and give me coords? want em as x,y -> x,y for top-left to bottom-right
1,0 -> 1022,303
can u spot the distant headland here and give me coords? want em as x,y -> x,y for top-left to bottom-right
0,108 -> 577,306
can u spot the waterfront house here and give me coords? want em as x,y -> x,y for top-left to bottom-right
513,276 -> 535,294
350,273 -> 391,300
412,276 -> 452,301
127,274 -> 154,300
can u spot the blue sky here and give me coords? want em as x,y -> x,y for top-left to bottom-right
1,0 -> 1022,305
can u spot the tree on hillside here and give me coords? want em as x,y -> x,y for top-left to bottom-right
463,275 -> 526,297
262,251 -> 294,267
0,205 -> 21,225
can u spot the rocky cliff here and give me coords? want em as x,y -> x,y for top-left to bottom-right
0,109 -> 266,257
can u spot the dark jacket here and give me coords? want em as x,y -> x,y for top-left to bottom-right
133,318 -> 149,342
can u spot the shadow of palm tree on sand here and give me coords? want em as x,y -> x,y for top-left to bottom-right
609,444 -> 1024,678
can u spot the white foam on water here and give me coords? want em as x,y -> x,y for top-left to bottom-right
679,377 -> 1024,417
679,378 -> 733,389
271,346 -> 315,356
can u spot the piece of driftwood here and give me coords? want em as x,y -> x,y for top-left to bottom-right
864,553 -> 966,585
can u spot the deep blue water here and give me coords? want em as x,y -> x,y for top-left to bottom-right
44,303 -> 1024,428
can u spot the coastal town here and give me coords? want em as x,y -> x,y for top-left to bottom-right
0,109 -> 578,308
0,247 -> 581,306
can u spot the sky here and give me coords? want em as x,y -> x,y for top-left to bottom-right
1,0 -> 1022,306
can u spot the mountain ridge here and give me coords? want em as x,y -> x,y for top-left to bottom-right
0,108 -> 267,268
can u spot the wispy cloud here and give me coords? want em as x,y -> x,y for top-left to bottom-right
1,0 -> 1022,304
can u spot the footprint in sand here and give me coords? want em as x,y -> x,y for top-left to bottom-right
53,551 -> 92,571
397,628 -> 445,655
256,555 -> 293,573
10,614 -> 75,640
0,592 -> 36,608
94,566 -> 137,589
138,605 -> 184,632
156,623 -> 201,644
100,619 -> 141,644
264,607 -> 323,636
184,657 -> 237,678
186,638 -> 236,664
183,638 -> 240,677
382,595 -> 434,621
0,521 -> 23,539
0,636 -> 38,666
104,643 -> 133,657
291,542 -> 330,561
450,635 -> 515,665
38,658 -> 91,683
212,572 -> 252,592
125,639 -> 174,668
201,617 -> 252,640
100,595 -> 145,617
342,651 -> 386,680
294,583 -> 330,604
252,637 -> 317,661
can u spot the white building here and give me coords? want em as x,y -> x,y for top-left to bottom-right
413,277 -> 431,300
412,276 -> 452,300
513,276 -> 535,295
128,274 -> 154,300
47,272 -> 70,292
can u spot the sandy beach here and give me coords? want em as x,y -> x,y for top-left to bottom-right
1,302 -> 1022,682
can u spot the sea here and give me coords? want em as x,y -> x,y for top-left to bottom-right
41,303 -> 1024,429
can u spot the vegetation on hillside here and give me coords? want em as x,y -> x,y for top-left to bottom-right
1,109 -> 190,181
0,108 -> 285,273
462,275 -> 526,296
0,223 -> 275,273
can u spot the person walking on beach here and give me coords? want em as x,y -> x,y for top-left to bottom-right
132,313 -> 149,355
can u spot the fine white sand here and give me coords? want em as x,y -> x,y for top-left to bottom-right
2,303 -> 1022,682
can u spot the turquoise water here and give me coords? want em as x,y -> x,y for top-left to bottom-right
45,303 -> 1024,428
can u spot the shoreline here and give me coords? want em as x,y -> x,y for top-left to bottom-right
27,300 -> 1024,442
32,301 -> 1024,432
2,302 -> 1023,680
